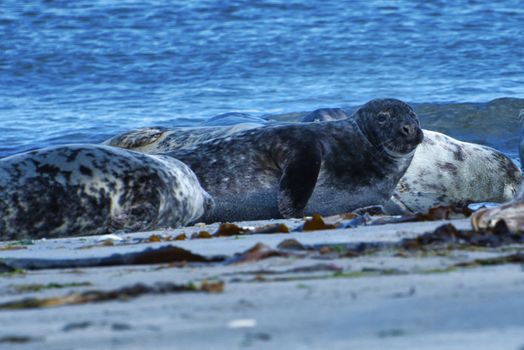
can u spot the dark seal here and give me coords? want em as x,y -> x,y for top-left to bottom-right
0,145 -> 213,240
301,107 -> 521,214
167,99 -> 423,222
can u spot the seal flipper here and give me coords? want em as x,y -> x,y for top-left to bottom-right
277,144 -> 322,218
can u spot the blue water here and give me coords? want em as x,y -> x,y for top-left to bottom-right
1,0 -> 524,157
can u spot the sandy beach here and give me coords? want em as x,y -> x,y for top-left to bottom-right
1,216 -> 523,350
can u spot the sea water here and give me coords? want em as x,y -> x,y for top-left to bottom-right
1,0 -> 523,158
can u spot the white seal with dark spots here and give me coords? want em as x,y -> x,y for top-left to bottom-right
0,145 -> 213,240
166,99 -> 423,222
385,130 -> 522,214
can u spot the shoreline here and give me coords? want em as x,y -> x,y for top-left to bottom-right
1,217 -> 523,349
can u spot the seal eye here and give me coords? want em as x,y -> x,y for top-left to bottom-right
376,112 -> 389,123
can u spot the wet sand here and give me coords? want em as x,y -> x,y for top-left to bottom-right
0,217 -> 523,350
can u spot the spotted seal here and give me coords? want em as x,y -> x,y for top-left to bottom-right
163,99 -> 423,222
0,145 -> 213,240
103,123 -> 263,153
386,130 -> 521,213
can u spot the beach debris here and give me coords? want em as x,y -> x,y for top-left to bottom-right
399,205 -> 472,222
297,214 -> 337,232
228,243 -> 287,264
401,223 -> 524,249
467,202 -> 500,211
454,252 -> 524,267
174,233 -> 187,240
0,335 -> 43,344
0,240 -> 33,251
0,262 -> 18,274
2,245 -> 225,270
352,205 -> 386,216
191,231 -> 212,239
62,322 -> 93,332
188,222 -> 291,240
227,319 -> 257,329
342,215 -> 371,228
214,223 -> 249,237
147,234 -> 162,242
96,234 -> 123,242
287,263 -> 343,274
277,239 -> 306,251
254,223 -> 290,234
0,280 -> 224,310
11,282 -> 92,293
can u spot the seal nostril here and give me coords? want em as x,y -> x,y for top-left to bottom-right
400,125 -> 412,137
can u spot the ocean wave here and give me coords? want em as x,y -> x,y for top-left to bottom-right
1,98 -> 523,160
270,97 -> 524,160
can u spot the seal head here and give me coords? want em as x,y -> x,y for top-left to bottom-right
354,99 -> 423,159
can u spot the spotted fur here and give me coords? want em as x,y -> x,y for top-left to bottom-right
165,99 -> 423,222
0,145 -> 213,240
104,124 -> 263,154
385,130 -> 522,214
106,107 -> 521,217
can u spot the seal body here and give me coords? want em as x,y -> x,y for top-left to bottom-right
300,108 -> 522,213
473,111 -> 524,232
471,185 -> 524,233
167,99 -> 423,222
301,108 -> 350,122
202,112 -> 270,126
385,130 -> 522,214
104,124 -> 263,154
0,145 -> 213,240
105,106 -> 521,216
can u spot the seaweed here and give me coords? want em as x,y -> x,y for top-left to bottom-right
11,282 -> 92,293
227,243 -> 287,264
0,280 -> 224,310
2,245 -> 225,270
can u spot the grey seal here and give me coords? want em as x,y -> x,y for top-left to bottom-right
165,98 -> 423,222
300,108 -> 522,214
202,112 -> 270,126
105,106 -> 521,215
103,123 -> 263,154
0,145 -> 213,240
